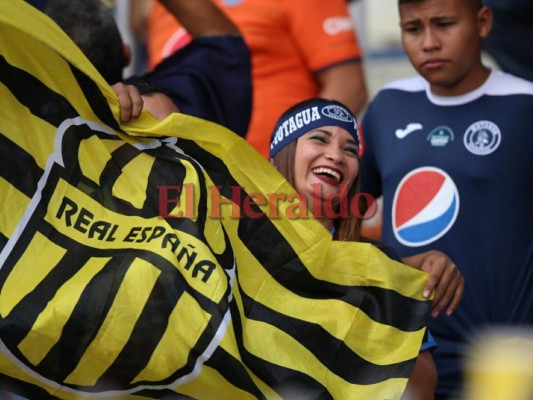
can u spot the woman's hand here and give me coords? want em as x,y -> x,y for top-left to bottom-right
402,250 -> 464,318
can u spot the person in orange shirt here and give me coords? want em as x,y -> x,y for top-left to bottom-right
131,0 -> 368,158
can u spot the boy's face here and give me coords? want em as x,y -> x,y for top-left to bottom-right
399,0 -> 492,96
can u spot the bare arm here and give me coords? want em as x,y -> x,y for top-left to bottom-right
361,197 -> 465,318
361,196 -> 463,317
129,0 -> 154,43
158,0 -> 240,37
402,350 -> 437,400
402,250 -> 464,318
316,61 -> 368,116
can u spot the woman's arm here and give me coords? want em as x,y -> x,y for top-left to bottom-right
402,350 -> 438,400
402,250 -> 464,318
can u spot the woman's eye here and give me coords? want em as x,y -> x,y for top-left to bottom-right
310,135 -> 327,143
344,147 -> 358,156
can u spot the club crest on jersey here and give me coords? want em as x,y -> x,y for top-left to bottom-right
463,120 -> 501,155
393,167 -> 459,247
427,126 -> 454,147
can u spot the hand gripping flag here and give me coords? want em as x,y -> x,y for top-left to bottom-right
0,1 -> 431,398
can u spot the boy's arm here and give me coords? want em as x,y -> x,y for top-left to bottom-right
158,0 -> 240,37
317,61 -> 368,116
129,0 -> 154,43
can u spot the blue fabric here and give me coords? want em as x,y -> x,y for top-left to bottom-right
270,98 -> 359,157
420,329 -> 437,352
25,0 -> 47,10
138,36 -> 252,138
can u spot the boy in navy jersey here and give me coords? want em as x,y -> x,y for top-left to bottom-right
360,0 -> 533,398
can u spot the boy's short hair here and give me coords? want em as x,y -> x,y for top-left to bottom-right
45,0 -> 125,84
399,0 -> 483,11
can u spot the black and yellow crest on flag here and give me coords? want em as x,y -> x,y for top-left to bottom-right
0,1 -> 431,398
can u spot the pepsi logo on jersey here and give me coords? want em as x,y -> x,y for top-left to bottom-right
392,167 -> 459,247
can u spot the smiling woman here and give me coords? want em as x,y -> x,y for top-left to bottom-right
293,126 -> 360,218
268,97 -> 468,400
269,98 -> 362,241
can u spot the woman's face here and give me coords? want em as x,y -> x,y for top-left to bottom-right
293,126 -> 359,219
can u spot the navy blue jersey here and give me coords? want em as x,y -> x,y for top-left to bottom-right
137,36 -> 252,138
360,70 -> 533,396
25,0 -> 47,10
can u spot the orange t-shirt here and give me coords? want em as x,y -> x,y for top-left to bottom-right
148,0 -> 362,158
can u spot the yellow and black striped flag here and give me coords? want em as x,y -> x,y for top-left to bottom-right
0,1 -> 431,398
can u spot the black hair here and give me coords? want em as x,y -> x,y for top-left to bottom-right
399,0 -> 482,11
45,0 -> 125,84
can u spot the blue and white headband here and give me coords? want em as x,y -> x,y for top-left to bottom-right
269,98 -> 360,158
